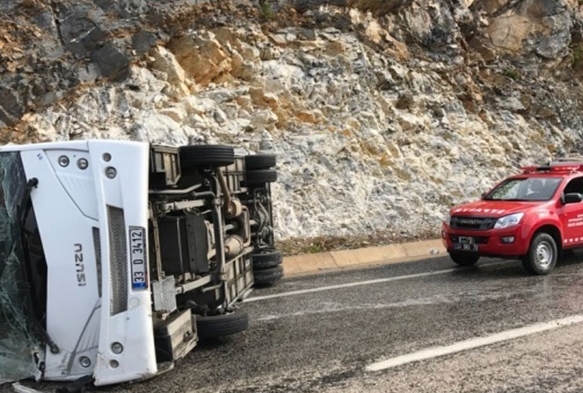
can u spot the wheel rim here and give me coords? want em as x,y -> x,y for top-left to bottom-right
535,241 -> 553,269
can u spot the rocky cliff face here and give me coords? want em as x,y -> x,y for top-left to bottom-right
2,0 -> 583,252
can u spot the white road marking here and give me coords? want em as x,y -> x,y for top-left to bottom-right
244,268 -> 459,303
365,314 -> 583,372
245,261 -> 510,303
257,296 -> 457,321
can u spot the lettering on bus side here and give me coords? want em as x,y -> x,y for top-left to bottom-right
74,243 -> 86,287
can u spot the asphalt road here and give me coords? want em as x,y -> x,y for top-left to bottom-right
9,252 -> 583,393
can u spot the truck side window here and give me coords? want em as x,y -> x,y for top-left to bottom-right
563,177 -> 583,195
524,178 -> 561,200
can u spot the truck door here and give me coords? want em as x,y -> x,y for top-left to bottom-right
559,176 -> 583,248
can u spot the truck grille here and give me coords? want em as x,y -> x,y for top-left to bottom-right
450,216 -> 496,231
108,206 -> 128,315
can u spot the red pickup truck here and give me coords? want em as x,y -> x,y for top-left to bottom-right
441,159 -> 583,275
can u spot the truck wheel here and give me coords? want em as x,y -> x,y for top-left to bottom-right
194,309 -> 249,340
450,252 -> 479,266
254,265 -> 283,286
179,145 -> 235,169
252,249 -> 283,269
522,232 -> 558,275
245,154 -> 276,170
245,169 -> 277,185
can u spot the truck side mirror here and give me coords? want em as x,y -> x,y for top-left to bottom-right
564,193 -> 583,204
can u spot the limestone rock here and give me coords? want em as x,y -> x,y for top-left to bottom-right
168,32 -> 232,87
149,46 -> 189,96
4,0 -> 583,245
158,107 -> 186,123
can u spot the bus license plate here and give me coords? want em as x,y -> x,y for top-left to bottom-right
129,226 -> 148,290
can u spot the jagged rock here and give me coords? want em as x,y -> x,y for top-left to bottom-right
295,109 -> 325,124
260,45 -> 282,61
0,0 -> 18,12
395,111 -> 426,132
499,96 -> 526,112
238,42 -> 261,62
395,93 -> 415,110
214,108 -> 228,124
58,6 -> 110,59
159,107 -> 186,123
132,31 -> 159,55
203,88 -> 246,103
364,20 -> 388,44
32,9 -> 65,59
132,112 -> 185,144
269,33 -> 288,46
0,88 -> 23,127
168,32 -> 232,86
532,10 -> 573,59
149,46 -> 189,96
249,87 -> 279,110
90,42 -> 130,80
4,0 -> 583,243
231,50 -> 256,81
97,0 -> 148,18
180,96 -> 207,115
250,109 -> 278,131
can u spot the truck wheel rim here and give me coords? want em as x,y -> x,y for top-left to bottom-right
536,241 -> 553,268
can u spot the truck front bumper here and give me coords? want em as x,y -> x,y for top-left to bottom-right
441,223 -> 528,258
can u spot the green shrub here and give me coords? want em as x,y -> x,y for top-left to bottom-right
502,68 -> 521,80
260,1 -> 273,20
573,45 -> 583,71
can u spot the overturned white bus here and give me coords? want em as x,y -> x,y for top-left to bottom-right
0,140 -> 282,388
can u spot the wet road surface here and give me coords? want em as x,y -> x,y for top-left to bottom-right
8,252 -> 583,393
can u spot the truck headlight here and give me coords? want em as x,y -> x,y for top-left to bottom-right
442,211 -> 451,225
494,212 -> 524,229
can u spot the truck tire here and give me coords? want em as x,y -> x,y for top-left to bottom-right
194,309 -> 249,340
245,169 -> 277,185
252,249 -> 283,269
522,232 -> 558,275
254,265 -> 283,286
179,145 -> 235,169
450,252 -> 479,266
245,154 -> 276,170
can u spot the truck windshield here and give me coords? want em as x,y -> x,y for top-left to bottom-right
0,151 -> 45,385
484,177 -> 562,201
